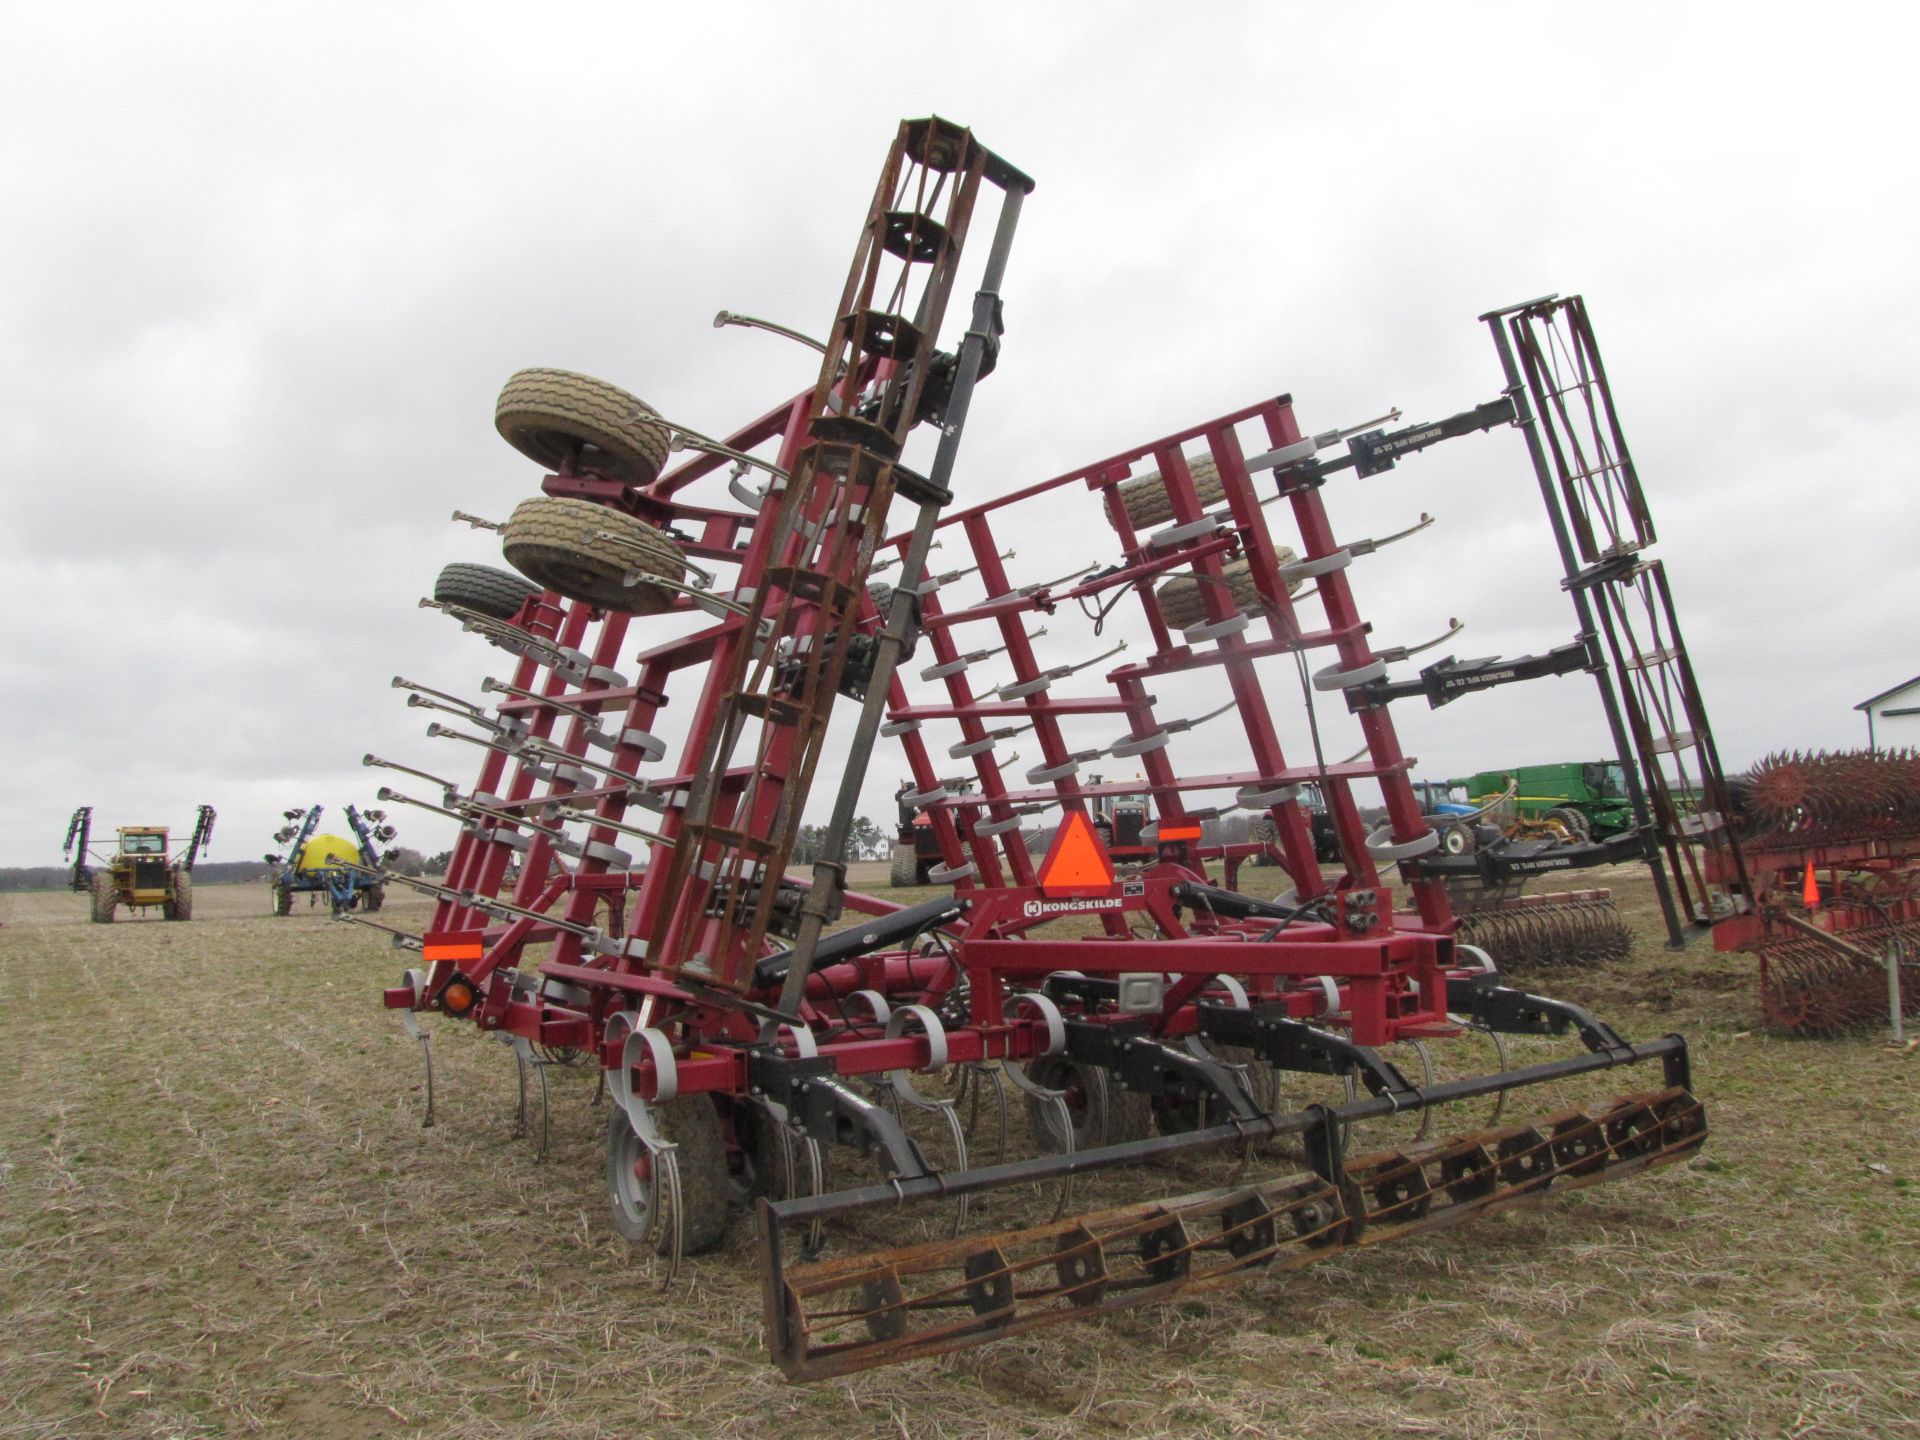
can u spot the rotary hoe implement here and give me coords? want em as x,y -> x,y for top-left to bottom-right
360,120 -> 1709,1379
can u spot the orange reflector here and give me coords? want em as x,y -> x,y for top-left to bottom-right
424,929 -> 485,963
1038,812 -> 1117,897
439,977 -> 477,1015
1802,861 -> 1820,907
1157,824 -> 1203,842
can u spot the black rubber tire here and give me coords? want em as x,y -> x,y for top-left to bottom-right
495,368 -> 671,486
433,562 -> 541,621
167,871 -> 192,922
501,496 -> 687,614
1441,823 -> 1476,857
362,884 -> 385,914
888,844 -> 918,888
90,872 -> 116,924
1118,455 -> 1227,529
1155,548 -> 1300,631
605,1099 -> 730,1255
1545,807 -> 1592,843
1024,1057 -> 1152,1152
274,884 -> 294,917
867,581 -> 896,620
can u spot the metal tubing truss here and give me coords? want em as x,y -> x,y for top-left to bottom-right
360,124 -> 1727,1381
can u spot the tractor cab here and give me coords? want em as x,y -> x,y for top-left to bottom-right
113,827 -> 175,905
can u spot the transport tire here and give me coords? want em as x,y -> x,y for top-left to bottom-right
1441,823 -> 1476,856
605,1097 -> 730,1256
502,496 -> 687,614
167,871 -> 193,921
432,562 -> 541,621
1117,454 -> 1227,529
90,872 -> 117,924
495,368 -> 671,486
1155,548 -> 1301,631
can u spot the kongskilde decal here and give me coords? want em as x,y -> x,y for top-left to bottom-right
1023,896 -> 1125,918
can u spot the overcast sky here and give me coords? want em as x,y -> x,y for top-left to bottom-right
3,3 -> 1915,869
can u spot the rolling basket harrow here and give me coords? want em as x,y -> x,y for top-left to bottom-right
358,119 -> 1715,1379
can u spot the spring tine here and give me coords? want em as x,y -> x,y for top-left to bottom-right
1013,561 -> 1099,598
481,675 -> 597,721
451,510 -> 502,531
409,693 -> 511,731
1347,512 -> 1436,556
712,308 -> 832,357
990,641 -> 1128,699
1373,618 -> 1465,664
362,754 -> 462,797
659,1146 -> 685,1287
335,913 -> 423,950
392,676 -> 486,716
870,539 -> 941,576
909,550 -> 1015,597
664,422 -> 792,483
425,722 -> 520,758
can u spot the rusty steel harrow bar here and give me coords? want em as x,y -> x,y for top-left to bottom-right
764,1067 -> 1702,1378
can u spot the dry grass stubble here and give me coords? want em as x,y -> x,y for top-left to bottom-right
1,871 -> 1916,1438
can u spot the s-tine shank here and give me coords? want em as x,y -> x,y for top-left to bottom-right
776,182 -> 1030,1017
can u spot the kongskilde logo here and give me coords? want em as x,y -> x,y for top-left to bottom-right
1024,896 -> 1125,918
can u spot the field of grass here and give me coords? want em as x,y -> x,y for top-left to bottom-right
2,870 -> 1916,1439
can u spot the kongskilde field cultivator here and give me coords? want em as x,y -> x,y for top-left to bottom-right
361,119 -> 1711,1378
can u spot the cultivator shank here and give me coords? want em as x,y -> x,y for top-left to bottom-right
361,123 -> 1716,1378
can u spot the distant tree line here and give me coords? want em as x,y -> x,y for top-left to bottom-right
0,847 -> 447,892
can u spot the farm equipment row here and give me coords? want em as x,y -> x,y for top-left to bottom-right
63,804 -> 214,922
359,119 -> 1722,1378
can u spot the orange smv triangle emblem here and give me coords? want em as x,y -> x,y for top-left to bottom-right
1038,811 -> 1117,897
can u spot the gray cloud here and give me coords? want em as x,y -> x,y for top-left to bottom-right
3,2 -> 1914,865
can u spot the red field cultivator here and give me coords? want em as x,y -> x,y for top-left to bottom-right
359,119 -> 1711,1378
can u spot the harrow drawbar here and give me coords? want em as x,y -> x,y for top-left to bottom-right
763,1036 -> 1702,1379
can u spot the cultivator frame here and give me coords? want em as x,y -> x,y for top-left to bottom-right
363,119 -> 1713,1380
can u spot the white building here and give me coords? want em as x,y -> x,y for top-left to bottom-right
1856,674 -> 1920,751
